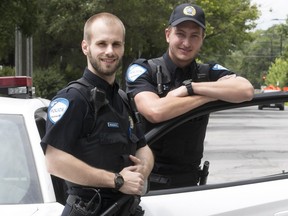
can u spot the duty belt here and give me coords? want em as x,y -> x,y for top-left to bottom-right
66,188 -> 102,216
150,171 -> 200,186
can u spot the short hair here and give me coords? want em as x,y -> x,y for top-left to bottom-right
83,12 -> 125,43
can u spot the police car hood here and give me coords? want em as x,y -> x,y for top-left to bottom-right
0,203 -> 64,216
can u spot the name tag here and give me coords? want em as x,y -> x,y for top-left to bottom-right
107,122 -> 119,128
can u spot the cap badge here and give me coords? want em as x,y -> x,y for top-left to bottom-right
183,6 -> 196,17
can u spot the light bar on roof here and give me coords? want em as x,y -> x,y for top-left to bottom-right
0,76 -> 32,87
0,76 -> 34,98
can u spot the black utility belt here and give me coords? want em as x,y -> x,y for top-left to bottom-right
66,192 -> 144,216
66,189 -> 102,216
68,187 -> 118,197
150,171 -> 201,185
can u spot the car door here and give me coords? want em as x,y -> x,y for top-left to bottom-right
141,91 -> 288,216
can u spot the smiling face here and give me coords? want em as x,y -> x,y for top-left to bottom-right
82,15 -> 125,84
165,21 -> 205,68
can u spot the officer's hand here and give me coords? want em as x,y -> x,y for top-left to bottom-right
129,155 -> 150,195
129,155 -> 144,175
119,166 -> 144,195
166,86 -> 187,97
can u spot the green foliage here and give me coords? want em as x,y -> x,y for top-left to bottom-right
266,58 -> 288,88
230,31 -> 273,88
0,0 -> 264,89
0,66 -> 15,76
0,0 -> 38,61
197,0 -> 259,63
32,0 -> 89,74
228,23 -> 288,89
62,64 -> 83,84
33,66 -> 66,99
34,0 -> 259,68
107,0 -> 171,58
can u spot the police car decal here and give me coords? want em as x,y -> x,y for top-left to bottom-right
48,98 -> 69,124
212,64 -> 228,71
127,64 -> 147,82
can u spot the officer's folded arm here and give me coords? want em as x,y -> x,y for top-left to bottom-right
45,144 -> 145,195
45,144 -> 115,188
134,145 -> 154,195
192,76 -> 254,103
134,90 -> 215,123
134,145 -> 154,179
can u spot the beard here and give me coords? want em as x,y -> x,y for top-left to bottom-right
87,51 -> 121,77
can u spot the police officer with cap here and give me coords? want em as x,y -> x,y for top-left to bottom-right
126,3 -> 254,190
41,12 -> 154,215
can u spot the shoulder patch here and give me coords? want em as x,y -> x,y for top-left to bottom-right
126,64 -> 147,82
48,98 -> 69,124
212,64 -> 228,71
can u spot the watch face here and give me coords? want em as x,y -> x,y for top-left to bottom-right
115,173 -> 124,190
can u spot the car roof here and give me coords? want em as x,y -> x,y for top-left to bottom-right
0,96 -> 50,115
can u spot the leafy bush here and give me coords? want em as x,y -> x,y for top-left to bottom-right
266,58 -> 288,88
0,66 -> 15,76
33,66 -> 66,99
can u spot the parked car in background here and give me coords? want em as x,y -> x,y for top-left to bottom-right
258,85 -> 285,110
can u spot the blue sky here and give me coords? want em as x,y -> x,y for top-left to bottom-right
251,0 -> 288,30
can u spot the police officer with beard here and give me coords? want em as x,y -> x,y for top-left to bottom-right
126,3 -> 254,190
41,13 -> 154,215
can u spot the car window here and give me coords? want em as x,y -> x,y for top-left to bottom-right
0,114 -> 43,204
203,106 -> 288,184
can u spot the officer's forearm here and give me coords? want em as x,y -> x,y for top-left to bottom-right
135,145 -> 154,179
45,144 -> 115,188
192,76 -> 254,103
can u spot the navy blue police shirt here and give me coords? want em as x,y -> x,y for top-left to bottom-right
126,52 -> 236,173
41,68 -> 144,155
126,52 -> 235,98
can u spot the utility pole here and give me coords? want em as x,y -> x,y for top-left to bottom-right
15,27 -> 33,77
26,36 -> 33,77
15,27 -> 22,76
280,32 -> 283,56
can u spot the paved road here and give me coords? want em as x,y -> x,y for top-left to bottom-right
202,105 -> 288,184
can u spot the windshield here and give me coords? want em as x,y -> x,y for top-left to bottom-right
0,114 -> 43,204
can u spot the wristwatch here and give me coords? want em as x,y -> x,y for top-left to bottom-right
183,79 -> 194,95
114,173 -> 124,190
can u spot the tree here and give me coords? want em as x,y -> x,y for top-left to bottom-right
33,0 -> 259,69
33,66 -> 66,99
93,0 -> 259,87
232,31 -> 275,88
197,0 -> 258,64
1,0 -> 260,93
229,23 -> 288,89
0,0 -> 38,65
266,58 -> 288,88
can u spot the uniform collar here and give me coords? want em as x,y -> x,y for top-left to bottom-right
163,52 -> 177,75
83,68 -> 119,95
163,51 -> 197,82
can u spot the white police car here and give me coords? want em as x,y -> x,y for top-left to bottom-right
0,76 -> 64,216
2,76 -> 288,216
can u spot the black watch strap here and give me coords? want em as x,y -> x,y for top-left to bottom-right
114,173 -> 124,190
185,82 -> 194,95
